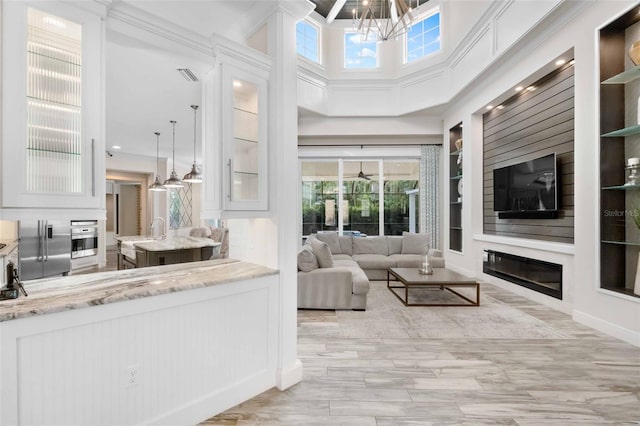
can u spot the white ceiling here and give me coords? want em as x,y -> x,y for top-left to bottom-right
106,38 -> 203,165
105,1 -> 282,166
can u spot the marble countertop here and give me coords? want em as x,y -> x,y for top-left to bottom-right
0,259 -> 278,322
133,236 -> 220,251
0,240 -> 18,258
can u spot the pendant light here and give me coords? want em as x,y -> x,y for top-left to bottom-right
148,132 -> 166,192
163,120 -> 183,188
183,104 -> 202,183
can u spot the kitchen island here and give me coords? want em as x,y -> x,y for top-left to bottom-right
115,235 -> 221,269
0,259 -> 283,425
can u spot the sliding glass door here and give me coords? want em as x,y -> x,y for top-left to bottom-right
301,159 -> 419,237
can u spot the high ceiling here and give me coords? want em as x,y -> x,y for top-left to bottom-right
309,0 -> 427,20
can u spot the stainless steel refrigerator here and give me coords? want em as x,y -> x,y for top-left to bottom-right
19,220 -> 71,281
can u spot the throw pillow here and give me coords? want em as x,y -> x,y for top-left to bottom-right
297,245 -> 319,272
308,239 -> 334,268
313,232 -> 341,254
401,231 -> 429,255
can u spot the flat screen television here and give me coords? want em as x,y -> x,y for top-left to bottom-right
493,153 -> 559,219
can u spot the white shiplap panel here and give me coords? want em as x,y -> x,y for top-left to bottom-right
13,279 -> 275,426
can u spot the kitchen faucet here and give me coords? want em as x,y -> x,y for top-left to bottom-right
150,217 -> 166,240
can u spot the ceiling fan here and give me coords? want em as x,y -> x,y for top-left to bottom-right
347,162 -> 373,180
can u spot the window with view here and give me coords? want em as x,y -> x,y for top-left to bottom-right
301,159 -> 419,236
344,32 -> 378,69
405,9 -> 440,63
296,20 -> 319,63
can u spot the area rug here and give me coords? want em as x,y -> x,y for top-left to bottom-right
305,281 -> 573,340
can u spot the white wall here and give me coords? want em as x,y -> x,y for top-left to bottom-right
298,0 -> 564,117
442,1 -> 640,346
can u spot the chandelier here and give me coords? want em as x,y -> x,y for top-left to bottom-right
352,0 -> 420,42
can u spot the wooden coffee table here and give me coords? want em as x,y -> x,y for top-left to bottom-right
387,268 -> 480,306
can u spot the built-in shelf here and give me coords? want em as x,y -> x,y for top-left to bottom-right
601,65 -> 640,85
602,184 -> 640,190
449,122 -> 463,252
601,240 -> 640,247
234,137 -> 258,144
234,107 -> 258,115
599,10 -> 640,297
26,148 -> 81,156
234,171 -> 258,176
600,124 -> 640,138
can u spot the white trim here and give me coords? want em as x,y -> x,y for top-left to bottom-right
473,234 -> 575,255
598,288 -> 640,304
299,146 -> 421,158
573,310 -> 640,347
276,359 -> 303,390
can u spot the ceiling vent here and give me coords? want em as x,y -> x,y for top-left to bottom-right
177,68 -> 198,82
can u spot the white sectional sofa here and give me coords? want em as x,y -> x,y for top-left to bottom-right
297,232 -> 444,310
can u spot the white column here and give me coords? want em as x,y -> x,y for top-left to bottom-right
266,1 -> 314,390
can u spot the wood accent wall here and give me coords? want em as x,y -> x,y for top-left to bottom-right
483,64 -> 575,243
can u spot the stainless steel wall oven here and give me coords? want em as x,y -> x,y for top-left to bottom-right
71,220 -> 98,259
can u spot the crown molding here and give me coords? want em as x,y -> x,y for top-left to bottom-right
106,1 -> 213,57
211,35 -> 272,74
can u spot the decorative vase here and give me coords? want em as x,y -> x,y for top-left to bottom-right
629,41 -> 640,66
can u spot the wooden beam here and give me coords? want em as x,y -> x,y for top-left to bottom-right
326,0 -> 347,24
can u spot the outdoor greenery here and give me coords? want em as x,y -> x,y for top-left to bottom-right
302,179 -> 419,236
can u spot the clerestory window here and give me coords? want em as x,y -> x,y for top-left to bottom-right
296,20 -> 320,64
405,8 -> 441,64
344,31 -> 378,69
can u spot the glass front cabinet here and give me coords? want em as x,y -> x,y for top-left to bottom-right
1,1 -> 104,211
203,45 -> 270,217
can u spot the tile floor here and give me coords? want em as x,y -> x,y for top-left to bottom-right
203,280 -> 640,425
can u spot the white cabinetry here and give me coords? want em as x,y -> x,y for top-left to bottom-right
1,1 -> 105,214
203,42 -> 270,218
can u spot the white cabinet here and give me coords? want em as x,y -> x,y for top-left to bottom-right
1,1 -> 105,212
203,42 -> 271,218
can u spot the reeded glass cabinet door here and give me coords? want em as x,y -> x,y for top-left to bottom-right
2,2 -> 103,209
222,64 -> 268,211
26,8 -> 83,194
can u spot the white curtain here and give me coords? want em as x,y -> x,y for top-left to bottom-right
420,145 -> 441,250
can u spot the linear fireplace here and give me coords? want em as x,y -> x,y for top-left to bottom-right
483,250 -> 562,299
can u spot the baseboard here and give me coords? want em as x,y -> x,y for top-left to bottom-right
445,263 -> 476,278
573,310 -> 640,347
276,359 -> 303,390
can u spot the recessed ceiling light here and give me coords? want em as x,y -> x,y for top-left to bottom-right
555,59 -> 566,66
496,105 -> 504,110
486,105 -> 493,110
515,86 -> 523,92
112,145 -> 121,150
233,80 -> 242,88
